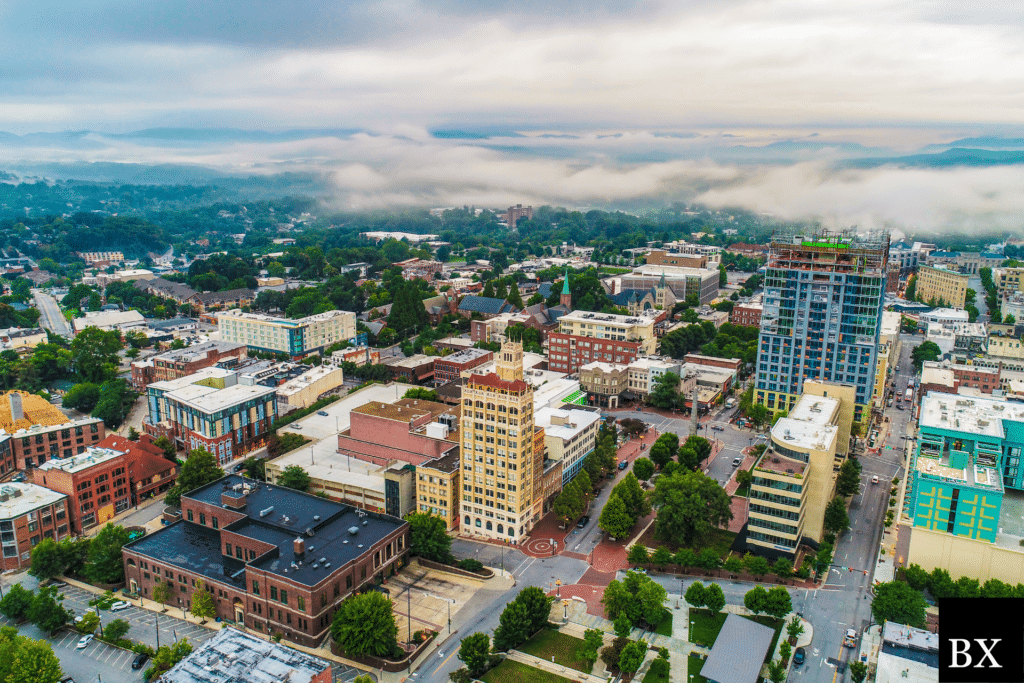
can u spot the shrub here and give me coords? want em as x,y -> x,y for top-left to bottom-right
457,558 -> 484,572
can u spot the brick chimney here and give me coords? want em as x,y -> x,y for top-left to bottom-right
293,537 -> 305,555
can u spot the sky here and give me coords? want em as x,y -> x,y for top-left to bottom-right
3,0 -> 1024,231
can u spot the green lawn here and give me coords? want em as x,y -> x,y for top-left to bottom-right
643,658 -> 671,683
638,526 -> 739,559
690,611 -> 783,654
688,654 -> 709,683
734,483 -> 750,497
689,610 -> 728,646
654,609 -> 673,636
518,628 -> 593,673
481,660 -> 576,683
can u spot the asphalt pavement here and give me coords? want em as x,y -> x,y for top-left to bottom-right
33,289 -> 73,338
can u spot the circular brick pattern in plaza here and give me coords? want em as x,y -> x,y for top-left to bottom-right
523,537 -> 557,557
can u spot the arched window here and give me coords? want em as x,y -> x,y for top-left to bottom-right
464,516 -> 471,525
508,527 -> 516,537
475,518 -> 482,528
487,403 -> 495,411
497,524 -> 504,534
486,521 -> 493,531
498,405 -> 506,413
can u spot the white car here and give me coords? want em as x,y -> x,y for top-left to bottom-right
74,608 -> 96,624
110,601 -> 130,611
76,635 -> 94,650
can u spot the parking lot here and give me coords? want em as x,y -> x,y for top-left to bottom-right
53,628 -> 145,682
59,583 -> 216,651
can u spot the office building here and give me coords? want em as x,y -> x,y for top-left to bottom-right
459,341 -> 540,540
433,348 -> 494,384
276,364 -> 345,412
916,264 -> 970,309
0,482 -> 69,571
218,309 -> 358,357
534,407 -> 599,485
161,627 -> 332,683
144,368 -> 278,463
416,451 -> 461,531
754,229 -> 888,427
748,385 -> 854,555
548,311 -> 657,374
995,266 -> 1024,300
122,474 -> 409,647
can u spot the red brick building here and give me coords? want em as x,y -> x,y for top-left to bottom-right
33,434 -> 178,534
0,482 -> 70,571
730,302 -> 763,327
953,365 -> 1000,393
337,398 -> 460,467
683,353 -> 744,373
433,348 -> 493,383
122,475 -> 409,647
10,418 -> 106,470
547,333 -> 643,374
131,340 -> 247,390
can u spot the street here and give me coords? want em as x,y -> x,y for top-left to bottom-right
33,289 -> 73,338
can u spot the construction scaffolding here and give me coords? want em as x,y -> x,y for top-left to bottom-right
769,227 -> 890,275
0,391 -> 69,432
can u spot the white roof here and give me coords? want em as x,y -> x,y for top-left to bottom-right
771,395 -> 839,452
535,407 -> 600,441
169,382 -> 276,413
0,483 -> 66,520
149,367 -> 236,393
37,446 -> 126,474
919,392 -> 1024,438
277,365 -> 343,397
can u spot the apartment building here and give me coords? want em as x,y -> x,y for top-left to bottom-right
459,342 -> 540,541
131,340 -> 248,390
995,266 -> 1024,300
548,311 -> 657,374
144,368 -> 278,463
730,295 -> 763,327
748,388 -> 854,556
0,482 -> 69,571
503,204 -> 533,230
754,229 -> 888,427
872,311 -> 903,410
218,309 -> 358,357
626,358 -> 683,398
77,251 -> 124,267
534,407 -> 599,485
9,418 -> 106,471
646,249 -> 709,269
916,264 -> 970,309
122,475 -> 409,647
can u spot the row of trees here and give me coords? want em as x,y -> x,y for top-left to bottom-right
598,472 -> 649,540
28,525 -> 129,585
627,545 -> 813,581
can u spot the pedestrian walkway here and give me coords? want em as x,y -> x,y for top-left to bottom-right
505,649 -> 607,683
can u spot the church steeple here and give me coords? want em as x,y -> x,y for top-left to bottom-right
560,268 -> 572,309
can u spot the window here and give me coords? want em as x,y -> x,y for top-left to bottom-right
252,580 -> 260,596
187,509 -> 194,522
212,517 -> 218,529
199,513 -> 206,525
280,590 -> 288,605
297,596 -> 304,611
225,543 -> 233,556
270,586 -> 278,601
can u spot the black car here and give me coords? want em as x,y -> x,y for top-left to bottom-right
317,410 -> 329,416
793,647 -> 805,667
132,652 -> 149,670
576,515 -> 590,528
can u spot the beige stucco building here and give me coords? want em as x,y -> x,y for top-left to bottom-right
916,264 -> 969,309
276,364 -> 345,412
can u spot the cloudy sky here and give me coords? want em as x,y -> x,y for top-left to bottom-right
3,0 -> 1024,230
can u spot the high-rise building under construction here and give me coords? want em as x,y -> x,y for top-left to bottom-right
754,228 -> 889,427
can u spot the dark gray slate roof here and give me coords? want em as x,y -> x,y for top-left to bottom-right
457,296 -> 516,315
701,613 -> 775,683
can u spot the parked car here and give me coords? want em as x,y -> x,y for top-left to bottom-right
871,475 -> 879,485
618,460 -> 628,470
712,425 -> 724,431
74,608 -> 96,624
732,457 -> 742,467
131,652 -> 149,670
793,647 -> 806,666
231,463 -> 245,473
110,600 -> 130,611
317,410 -> 329,416
76,635 -> 94,650
577,515 -> 590,528
290,424 -> 302,429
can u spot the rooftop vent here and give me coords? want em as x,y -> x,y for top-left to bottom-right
362,520 -> 369,526
313,515 -> 321,521
348,526 -> 359,535
318,557 -> 327,564
357,544 -> 364,549
259,506 -> 274,517
324,562 -> 331,568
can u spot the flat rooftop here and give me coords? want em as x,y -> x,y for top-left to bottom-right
535,407 -> 600,440
168,382 -> 277,412
149,367 -> 236,393
127,520 -> 247,589
559,311 -> 655,326
771,395 -> 839,452
162,627 -> 330,683
919,392 -> 1024,439
353,397 -> 455,423
0,483 -> 66,519
37,446 -> 126,475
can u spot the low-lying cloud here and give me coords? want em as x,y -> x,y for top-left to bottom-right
4,129 -> 1024,236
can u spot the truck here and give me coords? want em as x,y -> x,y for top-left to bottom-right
725,397 -> 736,409
905,388 -> 914,402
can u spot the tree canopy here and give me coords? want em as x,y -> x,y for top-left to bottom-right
331,591 -> 399,658
406,512 -> 453,564
652,469 -> 733,547
164,448 -> 224,507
